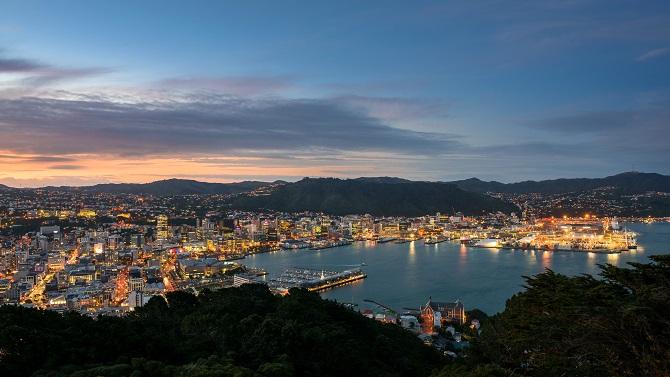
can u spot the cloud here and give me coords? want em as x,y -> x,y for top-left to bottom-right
484,3 -> 670,65
335,95 -> 450,123
637,47 -> 670,61
156,76 -> 294,96
23,155 -> 77,163
0,51 -> 110,93
49,164 -> 84,170
0,57 -> 46,72
0,175 -> 113,188
0,154 -> 22,160
19,67 -> 111,87
524,103 -> 670,158
0,93 -> 458,157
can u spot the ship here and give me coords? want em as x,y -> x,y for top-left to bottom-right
473,239 -> 501,248
425,236 -> 447,245
377,237 -> 397,243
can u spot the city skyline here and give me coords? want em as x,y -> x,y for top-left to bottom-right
1,0 -> 670,186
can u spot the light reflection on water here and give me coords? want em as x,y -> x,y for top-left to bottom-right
541,250 -> 552,269
607,253 -> 620,264
458,244 -> 468,268
586,252 -> 597,267
245,223 -> 670,314
408,241 -> 416,265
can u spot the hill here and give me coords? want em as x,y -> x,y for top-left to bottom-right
450,172 -> 670,194
231,177 -> 518,216
0,285 -> 442,377
49,179 -> 275,195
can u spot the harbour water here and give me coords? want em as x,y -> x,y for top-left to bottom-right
244,222 -> 670,314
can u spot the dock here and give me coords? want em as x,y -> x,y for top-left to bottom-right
269,267 -> 367,293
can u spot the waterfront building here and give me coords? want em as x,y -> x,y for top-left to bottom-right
177,258 -> 231,278
420,298 -> 466,333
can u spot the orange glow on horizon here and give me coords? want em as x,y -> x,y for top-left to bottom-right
0,151 -> 358,187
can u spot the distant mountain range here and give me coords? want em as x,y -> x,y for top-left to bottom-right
449,172 -> 670,194
230,177 -> 518,216
42,179 -> 280,195
0,172 -> 670,203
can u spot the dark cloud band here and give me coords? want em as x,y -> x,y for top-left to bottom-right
0,94 -> 456,157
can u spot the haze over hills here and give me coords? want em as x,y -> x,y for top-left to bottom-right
230,177 -> 518,216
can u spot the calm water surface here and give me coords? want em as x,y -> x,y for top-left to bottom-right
244,222 -> 670,314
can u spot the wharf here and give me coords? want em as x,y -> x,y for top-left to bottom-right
269,267 -> 367,292
466,243 -> 623,254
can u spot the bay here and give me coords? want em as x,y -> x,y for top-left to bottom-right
244,222 -> 670,314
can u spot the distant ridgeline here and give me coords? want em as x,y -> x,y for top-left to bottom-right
1,256 -> 668,377
229,177 -> 518,216
3,172 -> 668,196
447,172 -> 670,217
3,171 -> 670,216
40,179 -> 280,195
449,172 -> 670,194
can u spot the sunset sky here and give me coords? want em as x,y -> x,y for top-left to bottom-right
1,0 -> 669,187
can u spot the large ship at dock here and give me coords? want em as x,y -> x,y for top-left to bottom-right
425,236 -> 447,245
462,217 -> 638,253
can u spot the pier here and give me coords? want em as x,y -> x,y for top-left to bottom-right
269,267 -> 367,293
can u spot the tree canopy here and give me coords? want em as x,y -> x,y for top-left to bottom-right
435,255 -> 670,377
1,256 -> 669,376
0,285 -> 441,377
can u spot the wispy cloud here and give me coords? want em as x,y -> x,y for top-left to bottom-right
156,76 -> 294,96
23,155 -> 78,163
0,51 -> 110,94
0,57 -> 46,72
525,103 -> 670,157
49,164 -> 84,170
637,47 -> 670,61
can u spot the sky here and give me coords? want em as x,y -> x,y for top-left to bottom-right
0,0 -> 669,187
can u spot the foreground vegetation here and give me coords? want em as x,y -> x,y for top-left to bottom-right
436,255 -> 670,377
0,256 -> 668,376
0,285 -> 441,377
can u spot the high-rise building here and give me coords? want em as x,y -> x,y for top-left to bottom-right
156,214 -> 169,241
